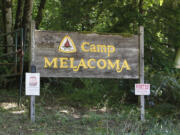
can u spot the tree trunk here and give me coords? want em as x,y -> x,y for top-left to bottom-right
14,0 -> 24,30
132,0 -> 137,32
0,0 -> 6,34
163,0 -> 180,57
35,0 -> 47,29
0,0 -> 4,32
139,0 -> 143,14
175,48 -> 180,68
0,0 -> 7,53
138,0 -> 144,26
133,0 -> 137,6
22,0 -> 34,45
4,0 -> 13,52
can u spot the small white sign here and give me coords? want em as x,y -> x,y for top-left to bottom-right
26,73 -> 40,96
135,84 -> 150,95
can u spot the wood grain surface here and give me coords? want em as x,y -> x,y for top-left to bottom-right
31,30 -> 139,79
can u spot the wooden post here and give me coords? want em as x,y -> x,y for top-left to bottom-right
30,21 -> 36,123
30,65 -> 36,122
140,26 -> 145,121
30,95 -> 35,122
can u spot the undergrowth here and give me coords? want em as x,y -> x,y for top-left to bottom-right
0,92 -> 180,135
0,87 -> 180,135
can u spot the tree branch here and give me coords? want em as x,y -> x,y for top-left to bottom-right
14,0 -> 24,29
35,0 -> 47,29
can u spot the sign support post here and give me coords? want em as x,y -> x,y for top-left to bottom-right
140,26 -> 145,121
29,21 -> 36,123
30,65 -> 36,123
25,69 -> 40,123
30,23 -> 141,121
30,95 -> 35,122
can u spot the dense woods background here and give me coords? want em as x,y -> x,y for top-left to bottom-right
0,0 -> 180,109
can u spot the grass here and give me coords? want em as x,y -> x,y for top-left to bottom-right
0,103 -> 180,135
0,89 -> 180,135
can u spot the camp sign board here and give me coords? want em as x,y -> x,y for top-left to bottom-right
31,31 -> 139,78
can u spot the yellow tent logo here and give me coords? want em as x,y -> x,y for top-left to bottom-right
58,35 -> 76,53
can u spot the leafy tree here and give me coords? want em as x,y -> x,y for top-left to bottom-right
0,0 -> 180,106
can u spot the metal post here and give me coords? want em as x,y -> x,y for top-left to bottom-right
30,65 -> 36,122
140,26 -> 145,121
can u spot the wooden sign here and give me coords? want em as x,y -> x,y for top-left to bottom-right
31,30 -> 139,78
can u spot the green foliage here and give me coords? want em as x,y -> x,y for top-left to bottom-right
0,8 -> 3,32
151,103 -> 177,116
65,79 -> 105,107
38,0 -> 63,30
1,0 -> 180,109
0,89 -> 180,134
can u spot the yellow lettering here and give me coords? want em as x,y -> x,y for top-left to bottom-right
73,58 -> 88,71
97,59 -> 107,69
44,56 -> 128,73
97,45 -> 107,53
59,57 -> 68,68
44,57 -> 58,68
90,44 -> 96,52
81,42 -> 116,57
70,58 -> 77,68
122,60 -> 131,70
87,59 -> 96,69
117,60 -> 131,72
107,45 -> 115,57
81,42 -> 89,52
107,59 -> 121,72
